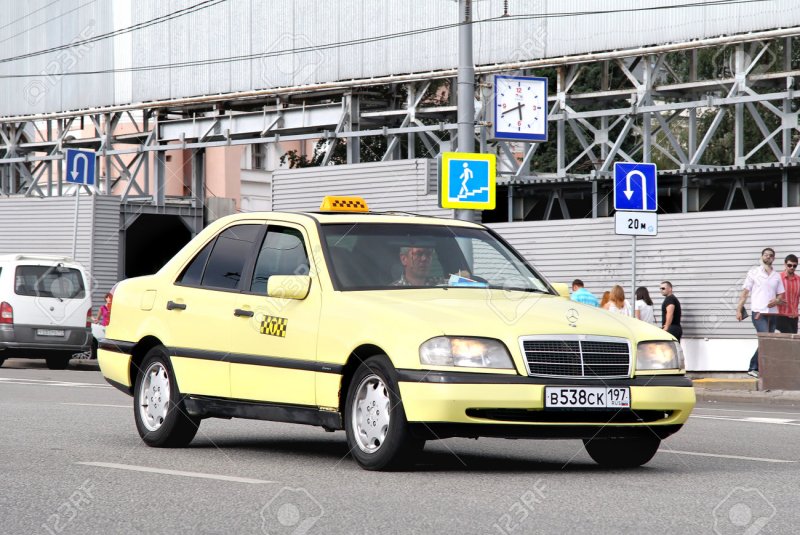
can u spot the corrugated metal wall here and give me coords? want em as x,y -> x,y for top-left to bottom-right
4,0 -> 800,116
0,196 -> 120,309
489,207 -> 800,340
0,0 -> 115,117
272,159 -> 449,218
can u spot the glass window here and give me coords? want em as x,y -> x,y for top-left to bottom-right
177,241 -> 213,286
14,265 -> 86,299
250,227 -> 309,294
199,225 -> 262,290
321,223 -> 552,292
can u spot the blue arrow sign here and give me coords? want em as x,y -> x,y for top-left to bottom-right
66,149 -> 96,186
614,162 -> 657,212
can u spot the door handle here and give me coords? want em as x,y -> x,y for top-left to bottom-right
166,300 -> 187,311
234,308 -> 254,317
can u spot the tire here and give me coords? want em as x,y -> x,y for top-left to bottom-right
46,356 -> 71,370
583,436 -> 661,468
133,345 -> 200,447
345,355 -> 424,471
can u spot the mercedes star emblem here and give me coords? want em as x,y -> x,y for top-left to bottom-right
566,308 -> 579,327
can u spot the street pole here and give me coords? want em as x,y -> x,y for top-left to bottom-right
455,0 -> 474,222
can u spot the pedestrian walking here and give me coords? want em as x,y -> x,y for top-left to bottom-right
736,247 -> 785,377
660,281 -> 683,341
776,254 -> 799,334
634,286 -> 657,325
570,279 -> 599,307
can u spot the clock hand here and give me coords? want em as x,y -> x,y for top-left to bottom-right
518,104 -> 523,121
501,103 -> 523,116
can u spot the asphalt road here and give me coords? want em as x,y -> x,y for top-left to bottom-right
1,359 -> 798,535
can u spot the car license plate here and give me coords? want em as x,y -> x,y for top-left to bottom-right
545,387 -> 630,409
36,329 -> 65,337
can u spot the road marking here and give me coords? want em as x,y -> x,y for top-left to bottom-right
663,450 -> 797,463
61,403 -> 129,408
0,377 -> 110,389
696,407 -> 800,417
76,462 -> 273,484
691,414 -> 800,426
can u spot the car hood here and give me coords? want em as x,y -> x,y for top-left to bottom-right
340,288 -> 669,343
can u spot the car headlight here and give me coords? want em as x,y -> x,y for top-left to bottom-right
419,337 -> 514,369
636,341 -> 685,370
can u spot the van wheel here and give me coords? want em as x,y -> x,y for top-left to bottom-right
46,356 -> 70,370
583,436 -> 661,468
345,356 -> 424,471
134,345 -> 200,447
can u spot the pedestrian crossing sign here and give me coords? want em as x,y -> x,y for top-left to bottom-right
439,152 -> 497,210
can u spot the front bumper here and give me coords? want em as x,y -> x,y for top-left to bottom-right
398,370 -> 694,439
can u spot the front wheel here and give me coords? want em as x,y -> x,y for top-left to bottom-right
345,356 -> 424,471
133,346 -> 200,447
583,436 -> 661,468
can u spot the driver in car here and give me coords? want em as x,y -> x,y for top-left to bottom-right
391,246 -> 440,286
391,246 -> 476,287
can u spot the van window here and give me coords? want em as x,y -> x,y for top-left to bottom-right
15,265 -> 86,299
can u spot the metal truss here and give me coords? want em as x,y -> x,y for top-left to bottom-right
2,31 -> 799,223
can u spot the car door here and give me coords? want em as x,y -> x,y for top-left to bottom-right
229,223 -> 320,406
165,223 -> 264,399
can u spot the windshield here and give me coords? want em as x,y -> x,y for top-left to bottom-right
322,223 -> 552,292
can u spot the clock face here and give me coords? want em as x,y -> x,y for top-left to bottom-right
493,75 -> 548,142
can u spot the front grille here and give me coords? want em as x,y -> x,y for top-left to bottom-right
520,336 -> 630,378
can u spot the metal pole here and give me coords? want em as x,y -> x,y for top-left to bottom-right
631,235 -> 636,304
455,0 -> 475,222
72,187 -> 80,260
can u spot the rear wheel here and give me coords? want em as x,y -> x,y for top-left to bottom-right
45,356 -> 70,370
345,356 -> 424,470
583,436 -> 661,468
134,345 -> 199,447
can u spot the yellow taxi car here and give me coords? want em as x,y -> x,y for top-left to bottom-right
98,196 -> 695,471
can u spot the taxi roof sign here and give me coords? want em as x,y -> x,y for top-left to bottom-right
319,196 -> 370,212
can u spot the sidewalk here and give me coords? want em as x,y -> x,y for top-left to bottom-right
689,373 -> 800,407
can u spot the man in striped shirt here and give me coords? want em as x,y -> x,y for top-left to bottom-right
777,254 -> 799,334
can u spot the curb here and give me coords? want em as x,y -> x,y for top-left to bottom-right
694,387 -> 800,407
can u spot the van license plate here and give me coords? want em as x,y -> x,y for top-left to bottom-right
545,387 -> 630,408
36,329 -> 65,337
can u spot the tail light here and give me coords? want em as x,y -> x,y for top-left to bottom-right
0,302 -> 12,325
86,307 -> 93,328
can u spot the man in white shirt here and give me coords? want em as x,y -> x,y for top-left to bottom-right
736,247 -> 785,377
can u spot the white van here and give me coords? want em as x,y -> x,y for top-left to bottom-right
0,254 -> 92,369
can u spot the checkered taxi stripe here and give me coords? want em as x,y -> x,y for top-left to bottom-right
260,316 -> 288,337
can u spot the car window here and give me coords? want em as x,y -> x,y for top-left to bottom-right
14,265 -> 86,299
177,240 -> 214,286
198,225 -> 262,290
250,226 -> 309,294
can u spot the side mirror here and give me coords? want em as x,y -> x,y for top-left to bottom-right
267,275 -> 311,300
551,282 -> 571,299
